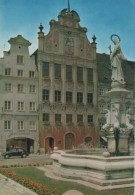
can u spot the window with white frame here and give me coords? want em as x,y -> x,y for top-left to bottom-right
17,121 -> 24,130
5,83 -> 12,92
17,69 -> 24,77
99,104 -> 104,113
99,121 -> 104,131
29,71 -> 35,78
29,85 -> 36,93
17,55 -> 24,65
18,101 -> 25,111
4,120 -> 11,130
4,101 -> 12,110
98,88 -> 105,96
5,68 -> 11,76
17,84 -> 24,93
30,102 -> 36,111
29,121 -> 36,130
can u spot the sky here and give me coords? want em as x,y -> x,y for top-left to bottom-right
0,0 -> 135,61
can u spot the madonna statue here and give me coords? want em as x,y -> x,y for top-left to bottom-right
109,34 -> 126,86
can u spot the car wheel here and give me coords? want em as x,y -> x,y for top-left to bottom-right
5,155 -> 9,159
22,154 -> 26,158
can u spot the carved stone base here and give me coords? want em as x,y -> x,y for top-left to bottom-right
107,131 -> 130,156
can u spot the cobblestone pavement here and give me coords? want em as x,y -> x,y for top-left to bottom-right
0,154 -> 52,195
0,154 -> 52,166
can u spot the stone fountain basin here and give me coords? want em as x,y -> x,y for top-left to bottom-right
51,150 -> 134,187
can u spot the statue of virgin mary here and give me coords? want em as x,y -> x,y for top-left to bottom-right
110,35 -> 126,85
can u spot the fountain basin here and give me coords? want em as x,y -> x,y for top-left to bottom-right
51,150 -> 134,189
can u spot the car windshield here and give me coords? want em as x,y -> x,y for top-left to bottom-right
10,149 -> 17,152
18,149 -> 23,152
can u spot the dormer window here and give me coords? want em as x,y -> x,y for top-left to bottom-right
17,55 -> 24,65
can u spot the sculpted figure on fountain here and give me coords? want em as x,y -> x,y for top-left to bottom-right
109,34 -> 127,87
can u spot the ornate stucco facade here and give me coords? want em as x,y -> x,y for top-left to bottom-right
36,9 -> 98,153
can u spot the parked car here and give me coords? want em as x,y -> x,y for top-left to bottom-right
2,148 -> 29,159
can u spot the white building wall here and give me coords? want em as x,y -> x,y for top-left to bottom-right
0,35 -> 39,153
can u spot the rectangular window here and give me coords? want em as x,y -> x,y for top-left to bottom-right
43,113 -> 49,122
54,63 -> 61,79
42,62 -> 49,77
99,121 -> 104,130
88,115 -> 93,123
66,65 -> 72,81
77,67 -> 83,81
99,104 -> 104,113
98,89 -> 105,96
4,120 -> 11,130
55,114 -> 61,123
29,71 -> 35,78
5,68 -> 11,76
17,121 -> 24,130
5,83 -> 11,92
29,121 -> 36,130
17,69 -> 24,77
29,85 -> 36,93
30,102 -> 36,111
42,89 -> 49,101
17,84 -> 24,93
77,114 -> 83,123
66,114 -> 72,123
87,93 -> 93,104
4,101 -> 11,110
77,92 -> 83,103
66,91 -> 72,103
18,101 -> 24,111
17,55 -> 24,64
87,68 -> 93,82
55,90 -> 61,102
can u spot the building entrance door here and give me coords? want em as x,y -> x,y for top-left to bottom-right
65,133 -> 75,150
45,137 -> 54,154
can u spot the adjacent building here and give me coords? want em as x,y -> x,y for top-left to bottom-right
97,53 -> 135,146
0,35 -> 39,153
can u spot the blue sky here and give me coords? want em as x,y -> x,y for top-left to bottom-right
0,0 -> 135,61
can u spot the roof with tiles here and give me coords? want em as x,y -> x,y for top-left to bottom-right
97,53 -> 135,87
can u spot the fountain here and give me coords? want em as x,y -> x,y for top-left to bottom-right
48,35 -> 134,190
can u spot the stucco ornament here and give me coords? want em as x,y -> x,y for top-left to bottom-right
113,107 -> 120,129
103,109 -> 111,129
126,109 -> 133,130
110,34 -> 126,85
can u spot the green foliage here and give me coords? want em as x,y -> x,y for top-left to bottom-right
7,167 -> 134,195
